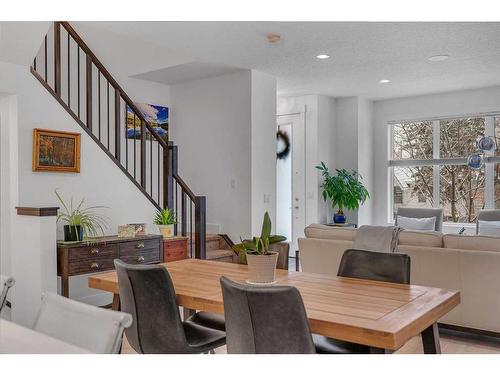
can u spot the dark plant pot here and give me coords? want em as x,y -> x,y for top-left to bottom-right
333,211 -> 346,224
64,225 -> 83,241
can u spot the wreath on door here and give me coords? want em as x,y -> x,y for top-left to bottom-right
276,129 -> 291,160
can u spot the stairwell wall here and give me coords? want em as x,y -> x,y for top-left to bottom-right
0,60 -> 170,306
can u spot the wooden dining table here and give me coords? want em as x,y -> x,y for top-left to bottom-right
88,258 -> 460,353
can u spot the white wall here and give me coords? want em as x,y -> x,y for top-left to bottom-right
372,85 -> 500,229
170,70 -> 277,240
0,59 -> 170,305
357,98 -> 374,225
251,71 -> 277,234
0,95 -> 19,279
170,71 -> 253,240
333,96 -> 374,225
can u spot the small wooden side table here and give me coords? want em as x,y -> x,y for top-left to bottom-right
163,236 -> 189,262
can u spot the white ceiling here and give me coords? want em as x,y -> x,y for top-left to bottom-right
75,22 -> 500,100
131,61 -> 243,85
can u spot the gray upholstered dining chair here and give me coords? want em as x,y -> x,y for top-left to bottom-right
476,209 -> 500,235
313,249 -> 411,354
32,292 -> 132,353
220,276 -> 316,354
0,275 -> 15,314
114,260 -> 226,354
395,207 -> 444,231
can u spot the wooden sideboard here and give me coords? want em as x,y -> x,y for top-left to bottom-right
57,234 -> 163,297
163,236 -> 189,262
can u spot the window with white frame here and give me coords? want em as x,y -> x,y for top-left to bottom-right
389,114 -> 500,223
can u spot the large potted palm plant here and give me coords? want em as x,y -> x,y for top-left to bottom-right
316,162 -> 370,224
233,212 -> 286,284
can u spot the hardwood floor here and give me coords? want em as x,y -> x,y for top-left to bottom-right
121,331 -> 500,354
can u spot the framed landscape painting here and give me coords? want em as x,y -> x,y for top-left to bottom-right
32,128 -> 80,173
126,103 -> 169,142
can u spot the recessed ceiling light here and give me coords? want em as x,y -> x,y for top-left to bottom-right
316,54 -> 330,59
428,54 -> 449,62
379,79 -> 391,83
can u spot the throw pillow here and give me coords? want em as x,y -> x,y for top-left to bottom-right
478,220 -> 500,237
397,215 -> 436,231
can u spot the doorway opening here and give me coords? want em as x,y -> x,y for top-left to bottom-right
276,112 -> 306,266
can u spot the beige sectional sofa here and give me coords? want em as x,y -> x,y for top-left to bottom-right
298,224 -> 500,333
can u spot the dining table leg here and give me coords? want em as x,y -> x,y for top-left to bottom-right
421,323 -> 441,354
183,307 -> 196,321
112,293 -> 121,311
369,347 -> 392,354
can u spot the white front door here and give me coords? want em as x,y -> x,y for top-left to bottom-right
276,113 -> 306,256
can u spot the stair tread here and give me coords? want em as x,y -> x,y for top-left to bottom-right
206,248 -> 234,259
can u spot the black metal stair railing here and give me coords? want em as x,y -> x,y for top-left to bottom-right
31,21 -> 206,259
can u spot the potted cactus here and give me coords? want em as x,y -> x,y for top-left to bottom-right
233,212 -> 286,284
153,208 -> 177,238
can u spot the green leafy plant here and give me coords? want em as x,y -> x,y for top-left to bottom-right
55,189 -> 109,240
232,212 -> 286,263
316,162 -> 370,214
153,208 -> 177,225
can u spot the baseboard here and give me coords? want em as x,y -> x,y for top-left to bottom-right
438,323 -> 500,343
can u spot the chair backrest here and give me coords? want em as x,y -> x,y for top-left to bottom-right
220,276 -> 315,354
396,207 -> 444,231
476,209 -> 500,234
338,249 -> 411,284
32,292 -> 132,353
0,275 -> 15,313
270,242 -> 290,270
114,259 -> 188,354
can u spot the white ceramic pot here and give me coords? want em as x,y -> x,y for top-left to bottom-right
157,224 -> 174,238
246,251 -> 279,284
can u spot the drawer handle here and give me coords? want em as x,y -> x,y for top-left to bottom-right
90,262 -> 101,270
136,243 -> 145,249
89,248 -> 100,255
136,256 -> 145,263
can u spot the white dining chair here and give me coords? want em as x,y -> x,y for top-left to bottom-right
0,275 -> 15,314
32,292 -> 132,354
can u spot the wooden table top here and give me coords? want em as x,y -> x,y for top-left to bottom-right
88,259 -> 460,350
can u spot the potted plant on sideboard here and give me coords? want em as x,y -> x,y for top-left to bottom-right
153,208 -> 177,238
316,162 -> 370,224
233,212 -> 286,284
55,189 -> 109,241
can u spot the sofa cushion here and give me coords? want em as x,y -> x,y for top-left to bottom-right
443,234 -> 500,252
398,230 -> 443,248
304,224 -> 356,242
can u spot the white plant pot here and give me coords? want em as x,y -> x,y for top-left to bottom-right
157,224 -> 174,239
246,252 -> 279,284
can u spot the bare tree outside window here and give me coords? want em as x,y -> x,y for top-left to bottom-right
391,117 -> 490,223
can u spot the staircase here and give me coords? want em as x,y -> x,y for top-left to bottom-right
205,234 -> 235,262
31,21 -> 206,258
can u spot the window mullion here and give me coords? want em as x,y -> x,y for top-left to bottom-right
485,116 -> 494,208
432,120 -> 440,208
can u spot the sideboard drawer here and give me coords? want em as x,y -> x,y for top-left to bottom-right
120,248 -> 160,265
69,258 -> 115,275
68,244 -> 118,262
119,238 -> 158,255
